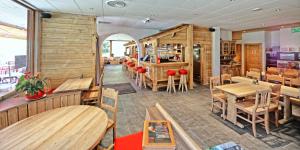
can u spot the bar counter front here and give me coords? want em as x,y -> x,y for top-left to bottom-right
141,61 -> 189,91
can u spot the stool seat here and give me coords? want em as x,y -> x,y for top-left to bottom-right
167,70 -> 176,76
138,68 -> 146,73
129,63 -> 135,68
127,62 -> 132,66
124,59 -> 128,63
134,66 -> 143,71
179,69 -> 188,75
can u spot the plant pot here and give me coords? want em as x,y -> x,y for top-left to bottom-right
25,91 -> 45,100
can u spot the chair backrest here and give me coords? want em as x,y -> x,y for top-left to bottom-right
221,74 -> 232,85
270,84 -> 281,106
290,78 -> 300,87
253,88 -> 272,112
266,67 -> 280,75
210,76 -> 221,96
266,74 -> 284,85
100,88 -> 119,123
246,71 -> 261,80
250,68 -> 261,73
283,69 -> 299,78
97,73 -> 104,105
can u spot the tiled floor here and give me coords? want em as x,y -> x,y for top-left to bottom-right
103,64 -> 300,150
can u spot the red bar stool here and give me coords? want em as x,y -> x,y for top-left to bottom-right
178,69 -> 188,92
126,62 -> 133,76
135,66 -> 143,85
122,59 -> 128,71
138,67 -> 147,88
128,63 -> 136,78
166,70 -> 176,93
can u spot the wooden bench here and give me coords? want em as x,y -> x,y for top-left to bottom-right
0,91 -> 81,130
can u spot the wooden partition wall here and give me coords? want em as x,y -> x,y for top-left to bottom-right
139,24 -> 212,89
0,91 -> 81,130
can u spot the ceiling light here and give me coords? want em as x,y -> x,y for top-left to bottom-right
143,17 -> 151,24
252,8 -> 262,11
106,0 -> 126,8
275,8 -> 281,12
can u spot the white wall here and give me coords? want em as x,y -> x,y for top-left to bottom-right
280,28 -> 300,49
220,30 -> 232,41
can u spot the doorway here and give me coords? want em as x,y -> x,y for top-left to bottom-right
244,43 -> 262,74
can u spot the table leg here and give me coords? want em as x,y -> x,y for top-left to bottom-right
226,94 -> 244,128
279,95 -> 293,124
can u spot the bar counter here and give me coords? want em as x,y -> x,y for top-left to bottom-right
140,61 -> 189,91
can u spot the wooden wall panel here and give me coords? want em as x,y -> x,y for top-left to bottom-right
41,13 -> 97,88
193,26 -> 212,84
0,91 -> 81,130
7,108 -> 18,125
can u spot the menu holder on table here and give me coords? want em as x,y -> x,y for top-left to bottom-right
142,120 -> 176,150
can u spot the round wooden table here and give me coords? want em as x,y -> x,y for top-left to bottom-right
0,105 -> 108,150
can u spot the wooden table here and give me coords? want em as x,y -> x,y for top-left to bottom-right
232,76 -> 300,124
215,83 -> 270,128
0,105 -> 108,150
53,77 -> 93,93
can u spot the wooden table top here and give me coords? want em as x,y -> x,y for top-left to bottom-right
53,77 -> 93,93
216,83 -> 269,98
0,105 -> 108,150
232,76 -> 300,98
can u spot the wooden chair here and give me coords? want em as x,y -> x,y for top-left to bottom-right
81,73 -> 104,105
289,78 -> 300,87
250,68 -> 261,73
266,67 -> 280,75
269,84 -> 281,127
283,69 -> 299,86
210,76 -> 227,120
100,88 -> 119,144
266,74 -> 285,85
221,74 -> 232,85
235,88 -> 273,137
246,71 -> 261,81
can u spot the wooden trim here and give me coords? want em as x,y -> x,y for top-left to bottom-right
237,22 -> 300,33
140,24 -> 189,42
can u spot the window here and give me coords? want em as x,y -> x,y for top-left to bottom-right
0,0 -> 29,97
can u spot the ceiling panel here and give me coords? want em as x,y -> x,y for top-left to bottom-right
24,0 -> 300,31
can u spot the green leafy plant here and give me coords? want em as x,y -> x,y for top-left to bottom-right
15,72 -> 47,96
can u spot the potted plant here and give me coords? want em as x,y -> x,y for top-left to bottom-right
15,72 -> 47,100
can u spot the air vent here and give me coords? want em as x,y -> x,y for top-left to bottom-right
106,0 -> 126,8
98,21 -> 112,24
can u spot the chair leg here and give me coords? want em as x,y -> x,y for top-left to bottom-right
184,75 -> 188,92
211,99 -> 214,112
275,110 -> 279,128
166,76 -> 170,92
143,74 -> 146,88
113,126 -> 116,143
139,73 -> 142,88
178,75 -> 182,91
222,102 -> 226,120
135,72 -> 139,85
265,112 -> 270,134
172,76 -> 176,93
252,114 -> 257,137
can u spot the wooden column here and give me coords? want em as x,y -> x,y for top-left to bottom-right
153,39 -> 158,91
109,40 -> 112,57
186,25 -> 193,89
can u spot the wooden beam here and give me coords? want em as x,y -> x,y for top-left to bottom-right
187,25 -> 193,89
236,22 -> 300,33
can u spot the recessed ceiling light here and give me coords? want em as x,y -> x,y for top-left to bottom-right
275,8 -> 281,12
106,0 -> 126,8
252,8 -> 262,11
